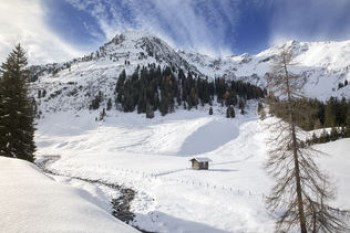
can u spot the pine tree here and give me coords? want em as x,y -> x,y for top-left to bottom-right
226,106 -> 235,118
115,69 -> 126,104
146,103 -> 154,119
209,106 -> 213,115
311,133 -> 318,144
107,98 -> 112,111
330,127 -> 339,141
324,98 -> 336,127
258,102 -> 266,120
0,44 -> 36,162
238,97 -> 246,115
345,107 -> 350,137
319,129 -> 330,143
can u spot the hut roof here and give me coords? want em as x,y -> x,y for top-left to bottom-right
189,157 -> 212,162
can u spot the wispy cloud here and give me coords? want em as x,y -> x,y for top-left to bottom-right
57,0 -> 350,56
269,0 -> 350,46
64,0 -> 241,57
1,0 -> 348,64
0,0 -> 86,64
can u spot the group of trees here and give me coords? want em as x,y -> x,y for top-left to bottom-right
269,94 -> 350,145
270,96 -> 350,131
338,79 -> 349,90
113,65 -> 266,118
0,44 -> 36,162
306,127 -> 350,146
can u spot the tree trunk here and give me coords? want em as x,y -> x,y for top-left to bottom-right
284,63 -> 308,233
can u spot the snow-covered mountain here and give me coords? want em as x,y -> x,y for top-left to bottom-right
23,31 -> 350,233
180,40 -> 350,100
30,31 -> 350,115
30,31 -> 198,80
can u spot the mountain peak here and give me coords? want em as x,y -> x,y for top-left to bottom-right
94,31 -> 197,72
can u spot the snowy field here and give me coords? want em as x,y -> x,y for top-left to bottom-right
0,157 -> 139,233
32,107 -> 350,233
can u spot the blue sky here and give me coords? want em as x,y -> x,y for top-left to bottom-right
0,0 -> 349,64
43,0 -> 350,56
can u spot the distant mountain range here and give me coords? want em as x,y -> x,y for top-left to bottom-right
29,31 -> 350,115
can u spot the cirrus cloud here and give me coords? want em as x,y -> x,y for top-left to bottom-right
269,0 -> 350,46
0,0 -> 86,65
51,0 -> 241,57
1,0 -> 349,65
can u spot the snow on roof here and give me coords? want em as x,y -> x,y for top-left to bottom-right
190,157 -> 212,162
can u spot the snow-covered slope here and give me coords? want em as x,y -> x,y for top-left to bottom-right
0,157 -> 139,233
35,108 -> 275,233
33,108 -> 350,233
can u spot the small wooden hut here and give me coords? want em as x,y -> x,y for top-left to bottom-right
189,157 -> 212,170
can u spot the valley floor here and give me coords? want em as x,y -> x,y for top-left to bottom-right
33,108 -> 350,233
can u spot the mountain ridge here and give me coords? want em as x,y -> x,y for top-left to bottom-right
29,31 -> 350,115
31,31 -> 350,83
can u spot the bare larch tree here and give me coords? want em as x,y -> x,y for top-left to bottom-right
265,48 -> 347,233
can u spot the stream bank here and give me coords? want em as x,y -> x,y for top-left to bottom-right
36,156 -> 154,233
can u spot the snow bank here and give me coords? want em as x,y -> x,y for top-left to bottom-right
0,157 -> 139,233
315,138 -> 350,209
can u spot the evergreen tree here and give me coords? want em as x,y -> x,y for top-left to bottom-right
115,69 -> 126,104
98,108 -> 106,121
258,102 -> 266,120
106,98 -> 112,111
324,98 -> 336,127
238,97 -> 246,114
226,106 -> 235,118
209,106 -> 213,115
330,127 -> 339,141
345,107 -> 350,137
338,97 -> 348,126
0,44 -> 36,162
146,103 -> 154,119
224,89 -> 237,107
319,129 -> 330,143
90,91 -> 103,110
311,133 -> 318,144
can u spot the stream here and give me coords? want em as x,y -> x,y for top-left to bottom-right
36,156 -> 153,233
